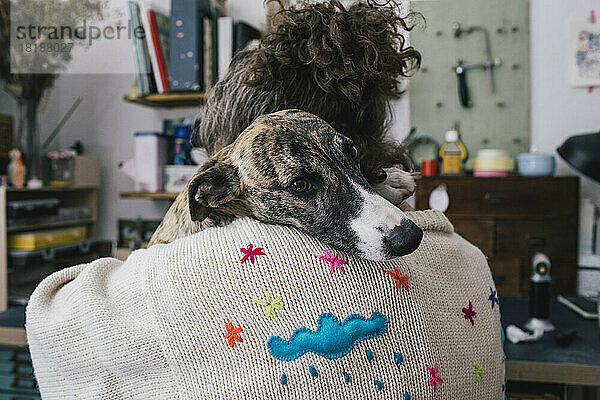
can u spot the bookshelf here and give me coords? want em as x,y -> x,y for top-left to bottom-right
123,92 -> 207,108
0,186 -> 105,346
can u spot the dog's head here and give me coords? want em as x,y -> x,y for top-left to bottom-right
188,109 -> 422,260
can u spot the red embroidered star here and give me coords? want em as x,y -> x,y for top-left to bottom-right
462,300 -> 477,326
316,250 -> 346,274
224,320 -> 243,348
385,267 -> 409,291
240,244 -> 265,264
427,364 -> 443,391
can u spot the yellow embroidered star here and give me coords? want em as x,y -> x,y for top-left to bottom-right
252,291 -> 284,318
472,362 -> 484,382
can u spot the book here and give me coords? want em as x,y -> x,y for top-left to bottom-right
128,1 -> 146,95
203,17 -> 213,91
169,0 -> 214,92
217,16 -> 233,81
129,0 -> 156,95
129,1 -> 156,95
592,206 -> 600,255
147,9 -> 170,93
234,21 -> 261,54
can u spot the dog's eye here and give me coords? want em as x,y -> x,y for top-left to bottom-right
289,178 -> 311,193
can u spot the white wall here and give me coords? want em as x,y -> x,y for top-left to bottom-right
530,0 -> 600,204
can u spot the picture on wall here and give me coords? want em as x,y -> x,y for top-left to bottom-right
569,22 -> 600,87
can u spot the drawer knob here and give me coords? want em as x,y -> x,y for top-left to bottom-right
484,192 -> 507,205
526,236 -> 546,247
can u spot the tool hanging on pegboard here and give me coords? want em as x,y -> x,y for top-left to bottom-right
452,22 -> 502,108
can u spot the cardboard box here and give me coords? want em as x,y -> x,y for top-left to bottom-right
73,155 -> 100,187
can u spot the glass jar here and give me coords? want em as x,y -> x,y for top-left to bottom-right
45,151 -> 75,187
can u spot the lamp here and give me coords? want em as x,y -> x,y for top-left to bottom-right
557,131 -> 600,182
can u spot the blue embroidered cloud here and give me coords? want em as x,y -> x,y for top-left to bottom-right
267,311 -> 388,361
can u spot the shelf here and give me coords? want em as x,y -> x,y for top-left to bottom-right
7,218 -> 95,233
120,191 -> 178,200
6,185 -> 97,192
123,92 -> 207,108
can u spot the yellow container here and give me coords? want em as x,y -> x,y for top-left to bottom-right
8,226 -> 87,251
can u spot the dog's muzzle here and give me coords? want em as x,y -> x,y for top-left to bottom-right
384,219 -> 423,257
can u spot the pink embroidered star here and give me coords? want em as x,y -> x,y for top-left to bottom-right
427,364 -> 443,391
385,267 -> 409,291
462,300 -> 477,326
316,250 -> 346,274
240,244 -> 265,264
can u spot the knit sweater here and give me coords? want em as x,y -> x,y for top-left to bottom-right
26,210 -> 504,399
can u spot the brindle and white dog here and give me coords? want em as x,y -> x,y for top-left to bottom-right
149,110 -> 422,260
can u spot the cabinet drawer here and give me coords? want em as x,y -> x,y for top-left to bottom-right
488,257 -> 522,297
450,218 -> 494,257
0,374 -> 37,396
495,220 -> 577,258
416,177 -> 578,218
0,350 -> 30,365
0,362 -> 32,377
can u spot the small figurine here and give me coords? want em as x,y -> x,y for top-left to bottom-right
7,148 -> 25,188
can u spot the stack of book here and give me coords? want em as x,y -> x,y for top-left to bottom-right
127,0 -> 261,96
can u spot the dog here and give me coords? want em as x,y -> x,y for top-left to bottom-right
191,0 -> 422,207
149,110 -> 423,260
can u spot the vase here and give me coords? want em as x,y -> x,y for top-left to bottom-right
17,98 -> 42,183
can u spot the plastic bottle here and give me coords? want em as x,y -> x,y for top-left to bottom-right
440,130 -> 466,175
173,125 -> 193,165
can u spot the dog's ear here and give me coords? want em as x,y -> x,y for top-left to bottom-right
187,162 -> 241,222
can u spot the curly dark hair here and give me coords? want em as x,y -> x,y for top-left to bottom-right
193,0 -> 421,182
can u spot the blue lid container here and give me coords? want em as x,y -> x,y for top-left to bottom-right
174,125 -> 192,140
517,153 -> 555,176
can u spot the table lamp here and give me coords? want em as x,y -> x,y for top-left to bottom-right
557,131 -> 600,182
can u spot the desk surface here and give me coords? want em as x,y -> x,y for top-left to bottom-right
501,297 -> 600,386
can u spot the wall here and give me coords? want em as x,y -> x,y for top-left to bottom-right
529,0 -> 600,295
530,0 -> 600,203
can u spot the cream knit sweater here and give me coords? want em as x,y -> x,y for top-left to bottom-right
26,210 -> 505,399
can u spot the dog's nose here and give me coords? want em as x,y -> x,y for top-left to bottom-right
384,219 -> 423,257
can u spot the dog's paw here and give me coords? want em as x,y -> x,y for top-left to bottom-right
371,166 -> 416,206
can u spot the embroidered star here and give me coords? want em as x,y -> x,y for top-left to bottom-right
472,362 -> 484,382
427,364 -> 443,391
488,287 -> 499,309
385,267 -> 409,291
252,291 -> 284,318
462,300 -> 477,326
240,243 -> 265,264
316,250 -> 346,274
224,320 -> 243,348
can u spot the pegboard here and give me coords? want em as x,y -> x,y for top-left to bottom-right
409,0 -> 530,159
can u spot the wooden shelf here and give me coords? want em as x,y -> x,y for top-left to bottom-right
7,185 -> 97,192
7,218 -> 95,233
120,191 -> 178,200
123,92 -> 207,108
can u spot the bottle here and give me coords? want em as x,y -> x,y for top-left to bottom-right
173,125 -> 192,165
440,130 -> 466,175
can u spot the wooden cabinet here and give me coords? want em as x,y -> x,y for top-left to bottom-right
415,176 -> 579,297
